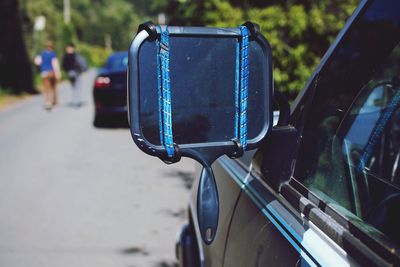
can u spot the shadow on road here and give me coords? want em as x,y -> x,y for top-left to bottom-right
93,113 -> 129,129
154,261 -> 179,267
160,208 -> 186,219
165,170 -> 194,190
64,101 -> 89,108
119,246 -> 149,256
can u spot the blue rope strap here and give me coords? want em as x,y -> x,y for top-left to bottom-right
157,26 -> 175,158
156,25 -> 249,157
234,26 -> 249,150
357,90 -> 400,172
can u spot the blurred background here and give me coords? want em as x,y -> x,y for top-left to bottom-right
0,0 -> 359,266
1,0 -> 359,100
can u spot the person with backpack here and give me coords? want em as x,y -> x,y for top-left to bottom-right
34,41 -> 61,110
62,43 -> 88,107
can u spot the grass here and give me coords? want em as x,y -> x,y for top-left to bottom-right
0,71 -> 71,111
0,87 -> 10,108
0,87 -> 31,111
34,73 -> 42,90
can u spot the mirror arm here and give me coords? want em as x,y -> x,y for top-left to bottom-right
274,90 -> 291,126
137,21 -> 158,41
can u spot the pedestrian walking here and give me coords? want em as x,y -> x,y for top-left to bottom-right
34,41 -> 61,110
62,43 -> 88,107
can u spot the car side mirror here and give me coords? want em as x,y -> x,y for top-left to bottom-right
128,21 -> 273,168
128,21 -> 273,244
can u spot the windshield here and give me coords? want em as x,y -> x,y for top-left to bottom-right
104,52 -> 128,71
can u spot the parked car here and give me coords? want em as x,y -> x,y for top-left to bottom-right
129,0 -> 400,266
93,51 -> 128,127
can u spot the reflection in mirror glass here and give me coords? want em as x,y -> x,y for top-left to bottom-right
139,36 -> 267,145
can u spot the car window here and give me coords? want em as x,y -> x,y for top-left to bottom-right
296,42 -> 400,245
105,53 -> 128,71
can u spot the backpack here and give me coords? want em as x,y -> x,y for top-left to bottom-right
76,54 -> 88,73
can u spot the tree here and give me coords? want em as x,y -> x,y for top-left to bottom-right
164,0 -> 359,100
0,0 -> 34,94
76,0 -> 140,51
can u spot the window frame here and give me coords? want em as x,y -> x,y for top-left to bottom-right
278,0 -> 400,264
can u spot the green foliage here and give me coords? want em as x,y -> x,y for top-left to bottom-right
202,0 -> 244,27
33,73 -> 42,89
20,0 -> 63,55
0,87 -> 10,97
78,43 -> 111,67
166,0 -> 359,100
61,23 -> 76,47
0,87 -> 10,108
75,0 -> 140,51
19,0 -> 140,61
18,0 -> 359,99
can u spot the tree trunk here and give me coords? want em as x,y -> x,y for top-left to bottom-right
0,0 -> 34,94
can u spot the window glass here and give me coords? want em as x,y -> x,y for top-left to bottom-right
105,52 -> 128,71
296,43 -> 400,245
138,36 -> 268,145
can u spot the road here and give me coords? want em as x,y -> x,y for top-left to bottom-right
0,70 -> 196,267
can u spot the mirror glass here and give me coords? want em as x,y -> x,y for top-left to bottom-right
138,35 -> 269,146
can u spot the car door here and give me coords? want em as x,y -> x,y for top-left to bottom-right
223,0 -> 400,266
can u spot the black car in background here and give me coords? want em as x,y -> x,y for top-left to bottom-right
93,51 -> 128,127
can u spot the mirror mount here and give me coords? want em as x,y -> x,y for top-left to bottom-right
129,23 -> 274,244
274,91 -> 291,127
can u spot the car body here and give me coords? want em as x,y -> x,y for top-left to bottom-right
93,51 -> 128,127
176,0 -> 400,266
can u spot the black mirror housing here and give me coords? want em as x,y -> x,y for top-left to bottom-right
128,21 -> 273,168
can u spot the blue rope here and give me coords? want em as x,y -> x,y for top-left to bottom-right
234,26 -> 249,150
357,89 -> 400,172
156,25 -> 248,157
157,26 -> 175,158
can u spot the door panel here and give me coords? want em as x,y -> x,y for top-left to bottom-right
222,157 -> 358,267
189,156 -> 243,267
223,192 -> 299,267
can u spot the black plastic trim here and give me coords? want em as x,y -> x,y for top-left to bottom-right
273,91 -> 290,127
128,22 -> 273,168
285,178 -> 400,265
137,21 -> 158,41
281,182 -> 391,267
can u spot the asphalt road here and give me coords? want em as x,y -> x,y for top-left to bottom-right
0,70 -> 196,267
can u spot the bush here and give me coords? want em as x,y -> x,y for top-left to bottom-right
0,87 -> 10,97
167,0 -> 359,100
77,43 -> 112,68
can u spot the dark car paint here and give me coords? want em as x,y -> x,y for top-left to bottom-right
93,52 -> 128,123
188,159 -> 243,266
94,71 -> 127,111
178,0 -> 400,266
